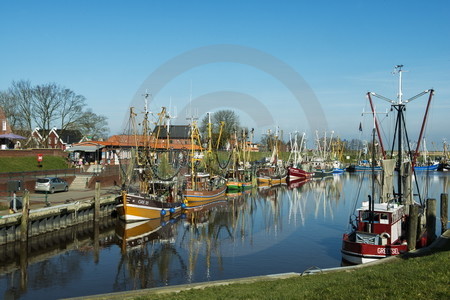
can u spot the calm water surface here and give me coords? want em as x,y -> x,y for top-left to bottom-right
1,172 -> 448,299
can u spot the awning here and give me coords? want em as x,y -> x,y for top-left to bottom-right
0,133 -> 27,139
66,145 -> 104,152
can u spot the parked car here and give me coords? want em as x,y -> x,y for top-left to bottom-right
35,177 -> 69,193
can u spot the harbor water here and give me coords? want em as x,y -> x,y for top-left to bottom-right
0,172 -> 448,299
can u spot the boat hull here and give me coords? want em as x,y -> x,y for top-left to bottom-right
341,234 -> 408,264
183,185 -> 227,207
257,175 -> 287,186
227,180 -> 253,190
354,165 -> 383,172
313,168 -> 334,177
116,193 -> 182,222
414,163 -> 439,171
287,166 -> 314,180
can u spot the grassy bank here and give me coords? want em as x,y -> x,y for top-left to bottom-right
0,156 -> 69,173
135,251 -> 449,300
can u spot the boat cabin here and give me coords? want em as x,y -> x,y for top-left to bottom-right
185,173 -> 213,191
355,202 -> 405,246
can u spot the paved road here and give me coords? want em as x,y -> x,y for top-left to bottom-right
0,186 -> 120,216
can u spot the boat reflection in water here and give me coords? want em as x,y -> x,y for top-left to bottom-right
181,197 -> 230,282
12,172 -> 444,299
113,214 -> 187,291
116,217 -> 170,251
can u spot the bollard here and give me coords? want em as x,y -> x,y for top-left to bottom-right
20,191 -> 30,242
94,181 -> 101,222
441,193 -> 448,234
407,204 -> 418,251
426,198 -> 437,245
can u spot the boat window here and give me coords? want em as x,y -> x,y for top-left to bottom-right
380,213 -> 389,224
361,211 -> 381,223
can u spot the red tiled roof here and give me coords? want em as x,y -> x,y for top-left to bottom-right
73,135 -> 202,150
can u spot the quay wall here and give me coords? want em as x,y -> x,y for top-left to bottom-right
0,195 -> 117,245
0,217 -> 116,275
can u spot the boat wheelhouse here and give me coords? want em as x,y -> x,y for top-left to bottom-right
341,202 -> 408,264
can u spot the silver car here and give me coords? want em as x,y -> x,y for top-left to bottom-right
35,177 -> 69,193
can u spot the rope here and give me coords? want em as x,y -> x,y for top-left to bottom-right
215,151 -> 232,170
301,266 -> 323,276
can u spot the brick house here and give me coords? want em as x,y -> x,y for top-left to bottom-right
27,128 -> 84,150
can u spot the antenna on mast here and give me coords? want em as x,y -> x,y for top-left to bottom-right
393,64 -> 404,104
143,89 -> 151,114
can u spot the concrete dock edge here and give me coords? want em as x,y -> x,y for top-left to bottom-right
64,229 -> 450,300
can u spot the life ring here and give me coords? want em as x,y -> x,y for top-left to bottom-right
380,232 -> 391,239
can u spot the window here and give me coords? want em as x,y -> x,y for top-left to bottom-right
2,120 -> 6,131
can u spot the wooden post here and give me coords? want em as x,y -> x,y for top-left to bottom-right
426,198 -> 437,245
407,204 -> 418,251
20,191 -> 30,242
444,176 -> 448,195
441,193 -> 448,234
94,181 -> 100,222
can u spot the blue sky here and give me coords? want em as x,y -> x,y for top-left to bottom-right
1,1 -> 449,148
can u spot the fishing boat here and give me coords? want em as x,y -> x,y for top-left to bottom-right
414,162 -> 439,171
183,172 -> 227,206
287,132 -> 314,181
226,168 -> 253,190
306,131 -> 345,176
346,162 -> 383,172
438,140 -> 449,171
116,101 -> 185,222
257,166 -> 287,186
226,129 -> 254,190
341,65 -> 433,264
287,166 -> 314,180
183,114 -> 227,208
257,128 -> 287,186
342,200 -> 410,264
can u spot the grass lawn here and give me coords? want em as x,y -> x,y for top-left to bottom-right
135,250 -> 449,300
0,156 -> 69,173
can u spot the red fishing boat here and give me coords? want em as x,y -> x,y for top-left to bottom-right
341,65 -> 433,264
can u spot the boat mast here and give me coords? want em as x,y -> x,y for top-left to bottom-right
370,65 -> 434,205
366,93 -> 386,159
396,65 -> 404,203
370,121 -> 376,232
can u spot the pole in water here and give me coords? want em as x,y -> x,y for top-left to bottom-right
407,204 -> 418,251
94,181 -> 101,222
20,190 -> 30,243
426,198 -> 437,245
441,193 -> 448,234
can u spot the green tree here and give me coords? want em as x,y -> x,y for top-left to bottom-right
76,109 -> 109,140
200,110 -> 240,149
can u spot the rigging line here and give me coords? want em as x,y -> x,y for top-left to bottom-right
401,113 -> 423,206
377,113 -> 391,145
389,106 -> 400,159
215,150 -> 232,170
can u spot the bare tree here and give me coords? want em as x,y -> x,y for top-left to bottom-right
32,83 -> 62,132
0,90 -> 20,130
57,88 -> 86,130
8,80 -> 34,131
1,80 -> 109,142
